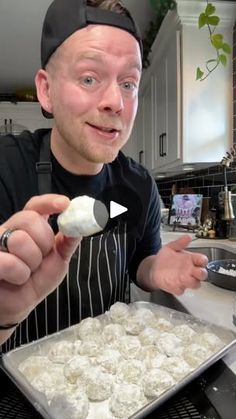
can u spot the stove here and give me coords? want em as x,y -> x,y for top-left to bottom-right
0,359 -> 236,419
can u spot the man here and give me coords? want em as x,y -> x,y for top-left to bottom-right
0,0 -> 207,351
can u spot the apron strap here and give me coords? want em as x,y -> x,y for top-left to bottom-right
36,131 -> 52,195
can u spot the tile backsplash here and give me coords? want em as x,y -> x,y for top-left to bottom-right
157,163 -> 236,208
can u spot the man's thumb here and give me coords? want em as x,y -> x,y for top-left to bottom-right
166,234 -> 192,252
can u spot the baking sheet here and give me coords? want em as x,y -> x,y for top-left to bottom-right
2,302 -> 236,419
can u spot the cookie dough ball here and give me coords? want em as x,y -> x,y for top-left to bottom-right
161,356 -> 193,381
73,339 -> 82,354
115,335 -> 142,360
116,359 -> 145,385
146,352 -> 167,370
96,349 -> 122,374
139,327 -> 160,346
57,195 -> 108,237
140,344 -> 164,361
30,366 -> 66,401
158,332 -> 183,356
18,356 -> 52,381
183,343 -> 212,368
173,324 -> 197,343
142,368 -> 175,399
64,355 -> 91,384
84,367 -> 113,401
50,389 -> 89,419
108,302 -> 131,324
102,323 -> 126,344
78,338 -> 104,357
124,315 -> 146,335
133,307 -> 156,325
194,332 -> 224,352
76,316 -> 103,341
109,384 -> 146,418
155,318 -> 174,332
47,341 -> 75,363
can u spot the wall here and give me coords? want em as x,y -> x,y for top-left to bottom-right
157,22 -> 236,209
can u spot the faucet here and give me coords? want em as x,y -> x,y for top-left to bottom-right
220,147 -> 235,221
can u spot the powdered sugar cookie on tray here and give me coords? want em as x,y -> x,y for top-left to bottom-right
108,302 -> 131,324
109,383 -> 147,418
84,366 -> 114,401
183,343 -> 212,368
96,348 -> 122,375
154,317 -> 174,332
157,332 -> 183,357
173,324 -> 197,343
102,323 -> 126,344
123,315 -> 146,335
142,368 -> 175,399
138,327 -> 160,346
116,359 -> 145,385
50,389 -> 89,419
114,335 -> 142,360
47,340 -> 75,364
64,355 -> 92,384
75,316 -> 103,341
161,356 -> 193,381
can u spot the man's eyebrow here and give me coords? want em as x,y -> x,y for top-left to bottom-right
74,52 -> 142,72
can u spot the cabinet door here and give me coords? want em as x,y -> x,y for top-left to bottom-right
142,76 -> 155,172
153,31 -> 181,170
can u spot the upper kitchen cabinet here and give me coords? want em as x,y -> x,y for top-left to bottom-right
137,0 -> 236,176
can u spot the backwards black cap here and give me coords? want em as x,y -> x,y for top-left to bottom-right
41,0 -> 143,68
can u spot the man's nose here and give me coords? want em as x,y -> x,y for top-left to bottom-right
99,82 -> 124,114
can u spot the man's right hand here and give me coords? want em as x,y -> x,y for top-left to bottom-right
0,194 -> 81,338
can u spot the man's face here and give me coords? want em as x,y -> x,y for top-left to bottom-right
46,25 -> 142,166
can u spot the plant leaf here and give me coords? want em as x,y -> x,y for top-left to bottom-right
205,3 -> 216,16
196,67 -> 204,80
222,43 -> 231,54
219,54 -> 227,66
211,34 -> 224,49
207,15 -> 220,26
199,13 -> 207,29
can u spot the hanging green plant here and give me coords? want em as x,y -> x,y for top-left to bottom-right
196,1 -> 231,81
142,0 -> 177,69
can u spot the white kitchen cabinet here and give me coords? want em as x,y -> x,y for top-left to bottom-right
137,0 -> 236,176
153,30 -> 181,170
0,102 -> 53,133
142,76 -> 155,171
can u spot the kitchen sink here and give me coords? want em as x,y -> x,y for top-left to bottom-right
188,247 -> 236,261
150,245 -> 236,311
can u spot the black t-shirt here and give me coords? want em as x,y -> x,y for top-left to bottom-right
0,129 -> 161,351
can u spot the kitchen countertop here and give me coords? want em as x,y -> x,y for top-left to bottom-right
131,230 -> 236,374
162,231 -> 236,375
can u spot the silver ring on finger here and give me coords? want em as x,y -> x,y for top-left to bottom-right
0,229 -> 16,253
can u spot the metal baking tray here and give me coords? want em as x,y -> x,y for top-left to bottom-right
2,302 -> 236,419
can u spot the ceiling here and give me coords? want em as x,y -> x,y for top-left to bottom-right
0,0 -> 154,93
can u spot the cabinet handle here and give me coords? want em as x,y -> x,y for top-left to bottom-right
159,134 -> 163,157
139,150 -> 144,164
162,132 -> 167,157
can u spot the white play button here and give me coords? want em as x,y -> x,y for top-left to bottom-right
110,201 -> 128,219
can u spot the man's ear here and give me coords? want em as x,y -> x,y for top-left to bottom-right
35,69 -> 53,115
